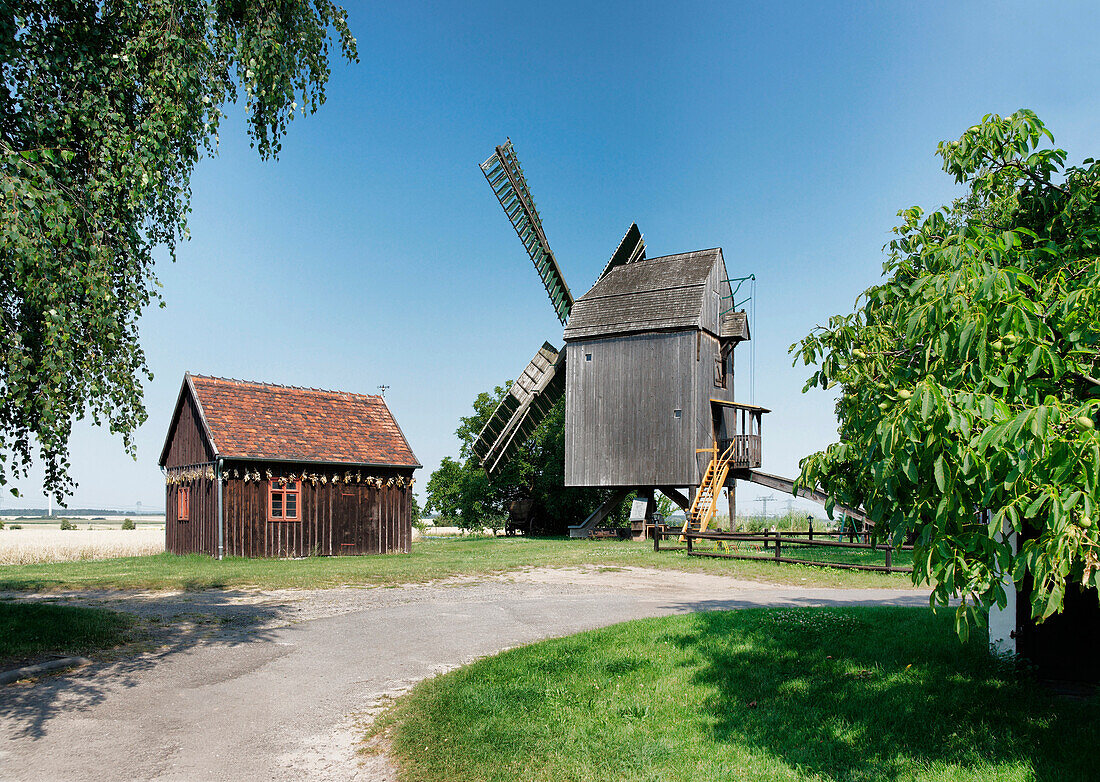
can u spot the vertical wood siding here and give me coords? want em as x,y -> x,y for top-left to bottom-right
220,465 -> 413,558
566,331 -> 703,487
165,476 -> 217,555
163,385 -> 217,554
163,389 -> 215,468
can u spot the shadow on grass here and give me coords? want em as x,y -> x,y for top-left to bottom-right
668,607 -> 1100,781
0,589 -> 288,741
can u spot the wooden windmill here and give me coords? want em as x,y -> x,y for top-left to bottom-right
473,140 -> 770,538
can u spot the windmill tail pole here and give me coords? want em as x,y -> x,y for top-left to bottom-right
743,470 -> 870,526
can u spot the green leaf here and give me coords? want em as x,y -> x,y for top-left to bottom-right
1025,493 -> 1048,518
920,387 -> 934,419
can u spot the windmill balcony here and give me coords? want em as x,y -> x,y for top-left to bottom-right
711,400 -> 769,470
719,435 -> 762,469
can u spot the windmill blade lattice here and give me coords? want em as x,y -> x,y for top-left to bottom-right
598,222 -> 646,281
481,140 -> 573,325
472,342 -> 566,478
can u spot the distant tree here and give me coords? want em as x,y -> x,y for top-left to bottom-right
792,110 -> 1100,634
424,383 -> 628,534
0,1 -> 358,502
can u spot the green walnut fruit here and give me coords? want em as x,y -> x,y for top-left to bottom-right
1081,516 -> 1094,529
852,349 -> 867,359
1003,333 -> 1018,346
1076,416 -> 1096,431
897,389 -> 912,401
992,340 -> 1005,351
877,401 -> 889,411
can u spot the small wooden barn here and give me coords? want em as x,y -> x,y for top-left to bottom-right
562,248 -> 760,489
159,374 -> 420,558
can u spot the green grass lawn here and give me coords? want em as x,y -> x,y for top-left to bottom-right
371,607 -> 1100,782
0,536 -> 920,592
0,601 -> 142,667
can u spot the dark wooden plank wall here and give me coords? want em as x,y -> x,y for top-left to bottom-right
165,476 -> 217,555
565,330 -> 698,487
222,468 -> 412,558
695,331 -> 737,478
164,385 -> 217,554
164,388 -> 215,468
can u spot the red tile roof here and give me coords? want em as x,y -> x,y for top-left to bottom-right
180,374 -> 419,468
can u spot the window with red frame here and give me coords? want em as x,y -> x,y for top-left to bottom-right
269,480 -> 300,521
177,486 -> 189,521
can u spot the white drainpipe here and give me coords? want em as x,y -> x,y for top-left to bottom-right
216,458 -> 225,560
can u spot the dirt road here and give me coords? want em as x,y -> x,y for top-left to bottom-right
0,567 -> 931,781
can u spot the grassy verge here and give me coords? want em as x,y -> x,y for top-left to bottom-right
0,537 -> 920,592
0,601 -> 142,668
372,607 -> 1100,782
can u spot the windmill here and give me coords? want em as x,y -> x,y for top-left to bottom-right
471,141 -> 647,479
472,140 -> 767,538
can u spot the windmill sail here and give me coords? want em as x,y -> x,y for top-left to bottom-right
598,222 -> 646,281
472,342 -> 566,478
481,140 -> 573,325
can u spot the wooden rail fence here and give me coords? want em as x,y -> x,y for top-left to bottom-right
652,527 -> 914,574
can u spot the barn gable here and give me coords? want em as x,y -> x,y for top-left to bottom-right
159,375 -> 217,468
563,248 -> 731,341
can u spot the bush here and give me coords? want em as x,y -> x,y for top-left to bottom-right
121,518 -> 136,530
59,518 -> 76,530
9,524 -> 21,530
0,520 -> 4,530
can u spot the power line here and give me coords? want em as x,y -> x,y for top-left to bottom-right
754,494 -> 776,517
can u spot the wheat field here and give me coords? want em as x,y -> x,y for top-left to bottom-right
0,528 -> 164,564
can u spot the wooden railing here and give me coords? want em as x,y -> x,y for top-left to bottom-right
718,435 -> 761,469
651,527 -> 913,574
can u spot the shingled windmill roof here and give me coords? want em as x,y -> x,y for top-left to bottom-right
159,374 -> 420,468
563,248 -> 724,340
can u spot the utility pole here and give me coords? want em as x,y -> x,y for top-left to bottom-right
377,384 -> 390,397
754,495 -> 776,518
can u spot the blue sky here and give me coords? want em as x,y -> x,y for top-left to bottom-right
7,0 -> 1100,515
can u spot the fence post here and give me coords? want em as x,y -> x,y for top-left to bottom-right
774,530 -> 781,562
808,519 -> 814,541
884,546 -> 892,570
686,533 -> 693,553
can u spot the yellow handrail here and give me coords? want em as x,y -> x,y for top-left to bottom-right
681,441 -> 735,539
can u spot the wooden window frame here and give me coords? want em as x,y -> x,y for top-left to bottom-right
268,479 -> 301,522
715,346 -> 732,389
177,486 -> 189,522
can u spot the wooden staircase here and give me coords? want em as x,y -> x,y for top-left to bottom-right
681,441 -> 735,539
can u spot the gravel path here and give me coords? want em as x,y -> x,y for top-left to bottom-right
0,566 -> 931,781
